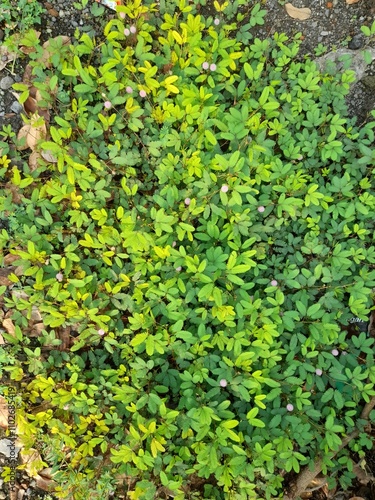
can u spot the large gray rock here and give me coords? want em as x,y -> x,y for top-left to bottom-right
315,48 -> 375,84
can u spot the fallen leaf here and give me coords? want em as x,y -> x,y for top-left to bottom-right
4,254 -> 20,265
0,45 -> 17,71
349,498 -> 366,500
28,150 -> 41,171
17,117 -> 47,151
346,0 -> 360,3
41,150 -> 58,163
3,318 -> 16,337
0,333 -> 4,345
20,448 -> 45,477
285,3 -> 311,20
41,36 -> 71,68
0,396 -> 8,429
35,473 -> 57,492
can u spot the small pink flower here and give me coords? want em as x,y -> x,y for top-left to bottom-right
214,18 -> 220,25
98,329 -> 105,336
219,379 -> 227,387
119,12 -> 126,19
104,101 -> 112,109
172,241 -> 177,247
56,272 -> 63,282
270,280 -> 278,287
126,86 -> 133,94
139,90 -> 147,98
130,25 -> 137,34
184,198 -> 191,206
176,266 -> 182,272
286,404 -> 294,412
63,404 -> 70,410
257,206 -> 265,213
331,349 -> 339,356
315,368 -> 323,376
124,28 -> 130,36
210,63 -> 217,71
221,184 -> 229,193
202,62 -> 209,70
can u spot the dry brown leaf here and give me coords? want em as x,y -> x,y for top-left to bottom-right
20,448 -> 45,477
0,333 -> 4,345
285,3 -> 311,20
0,45 -> 17,71
41,36 -> 71,68
5,183 -> 22,204
30,323 -> 44,336
35,473 -> 57,492
4,254 -> 20,266
29,150 -> 41,171
17,119 -> 47,151
41,150 -> 58,163
3,318 -> 16,337
0,396 -> 8,429
349,497 -> 366,500
346,0 -> 360,4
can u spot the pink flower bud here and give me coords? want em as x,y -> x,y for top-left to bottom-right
119,12 -> 126,19
270,280 -> 278,287
210,63 -> 217,71
214,18 -> 220,25
331,349 -> 339,356
98,329 -> 105,336
104,101 -> 112,109
315,368 -> 323,376
286,404 -> 294,412
126,86 -> 133,94
139,90 -> 147,97
56,272 -> 63,282
258,206 -> 265,213
130,25 -> 137,34
124,28 -> 130,36
221,184 -> 229,193
184,198 -> 191,206
219,379 -> 227,387
202,62 -> 209,70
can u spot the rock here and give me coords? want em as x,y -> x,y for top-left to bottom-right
0,76 -> 14,90
348,33 -> 364,50
315,48 -> 375,84
321,30 -> 330,36
361,75 -> 375,89
10,101 -> 23,114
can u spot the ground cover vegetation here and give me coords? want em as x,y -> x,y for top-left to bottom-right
1,0 -> 375,498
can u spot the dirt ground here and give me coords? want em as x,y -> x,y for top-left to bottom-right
1,0 -> 375,499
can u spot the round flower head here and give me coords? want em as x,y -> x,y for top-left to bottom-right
139,90 -> 147,98
98,329 -> 105,336
130,25 -> 137,34
257,206 -> 265,213
210,63 -> 217,71
172,241 -> 177,247
126,86 -> 133,94
104,101 -> 112,109
124,28 -> 130,36
175,266 -> 182,272
184,197 -> 191,206
56,272 -> 63,282
119,12 -> 126,19
202,61 -> 209,70
286,404 -> 294,412
331,349 -> 339,356
214,18 -> 220,25
219,379 -> 228,387
315,368 -> 323,376
221,184 -> 229,193
270,280 -> 278,287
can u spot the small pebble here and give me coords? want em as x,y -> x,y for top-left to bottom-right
0,76 -> 14,91
321,31 -> 330,36
10,101 -> 23,114
348,34 -> 364,50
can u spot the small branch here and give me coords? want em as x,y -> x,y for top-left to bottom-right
283,396 -> 375,500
